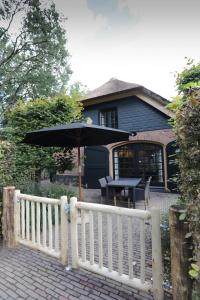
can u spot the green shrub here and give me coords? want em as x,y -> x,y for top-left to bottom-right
20,182 -> 77,200
173,88 -> 200,294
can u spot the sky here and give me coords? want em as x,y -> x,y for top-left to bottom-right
53,0 -> 200,100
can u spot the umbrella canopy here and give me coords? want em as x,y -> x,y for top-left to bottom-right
22,122 -> 136,200
22,122 -> 134,147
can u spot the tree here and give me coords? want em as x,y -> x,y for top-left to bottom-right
176,59 -> 200,95
5,95 -> 83,181
0,0 -> 71,114
68,81 -> 88,101
167,59 -> 200,114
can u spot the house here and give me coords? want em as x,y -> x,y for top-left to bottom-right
82,78 -> 176,191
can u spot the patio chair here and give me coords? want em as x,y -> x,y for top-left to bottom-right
134,176 -> 152,209
102,176 -> 123,206
106,176 -> 127,206
105,176 -> 113,183
98,177 -> 107,204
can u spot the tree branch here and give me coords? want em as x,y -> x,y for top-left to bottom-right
0,1 -> 22,39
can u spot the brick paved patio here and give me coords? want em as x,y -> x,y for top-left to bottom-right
0,244 -> 155,300
0,191 -> 176,299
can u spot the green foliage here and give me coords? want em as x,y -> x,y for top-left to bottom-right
166,95 -> 183,113
167,60 -> 200,294
68,82 -> 88,101
179,209 -> 187,221
0,140 -> 15,237
176,59 -> 200,95
4,95 -> 83,181
167,60 -> 200,115
189,264 -> 200,279
0,140 -> 15,186
0,0 -> 71,113
174,90 -> 200,206
20,182 -> 77,199
0,140 -> 34,237
173,88 -> 200,293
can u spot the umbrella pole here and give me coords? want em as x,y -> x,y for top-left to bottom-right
78,146 -> 83,201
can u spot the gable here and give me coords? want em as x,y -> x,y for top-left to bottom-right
84,96 -> 171,132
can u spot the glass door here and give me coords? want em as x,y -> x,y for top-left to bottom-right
113,143 -> 164,186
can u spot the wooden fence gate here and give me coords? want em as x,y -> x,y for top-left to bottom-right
6,188 -> 164,300
13,190 -> 68,264
70,197 -> 163,300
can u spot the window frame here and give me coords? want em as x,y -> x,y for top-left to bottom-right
113,142 -> 165,186
98,107 -> 118,129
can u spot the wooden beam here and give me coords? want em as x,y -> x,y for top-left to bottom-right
169,206 -> 192,300
2,186 -> 15,248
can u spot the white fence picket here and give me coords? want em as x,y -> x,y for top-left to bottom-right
26,200 -> 30,240
48,204 -> 53,250
98,212 -> 103,269
21,199 -> 25,239
42,203 -> 47,247
60,196 -> 68,265
117,214 -> 123,276
54,204 -> 59,252
151,208 -> 164,300
31,201 -> 35,244
140,219 -> 146,283
107,214 -> 112,272
14,191 -> 68,265
81,210 -> 86,262
70,197 -> 78,268
89,210 -> 94,265
128,216 -> 133,279
14,190 -> 20,244
36,202 -> 40,245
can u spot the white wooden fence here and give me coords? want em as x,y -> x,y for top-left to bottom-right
70,197 -> 164,300
14,190 -> 68,264
13,191 -> 164,300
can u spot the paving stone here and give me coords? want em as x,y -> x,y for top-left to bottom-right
0,290 -> 9,299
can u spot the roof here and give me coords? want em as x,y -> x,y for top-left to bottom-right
82,78 -> 173,118
85,78 -> 142,99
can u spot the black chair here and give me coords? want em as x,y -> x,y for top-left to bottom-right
134,176 -> 152,209
107,176 -> 127,206
98,177 -> 107,203
105,176 -> 113,183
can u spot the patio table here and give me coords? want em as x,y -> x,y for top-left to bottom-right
106,178 -> 142,208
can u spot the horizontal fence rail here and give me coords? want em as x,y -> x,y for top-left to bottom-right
70,197 -> 164,300
14,190 -> 68,264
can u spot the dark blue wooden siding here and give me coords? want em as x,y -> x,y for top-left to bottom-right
83,96 -> 171,132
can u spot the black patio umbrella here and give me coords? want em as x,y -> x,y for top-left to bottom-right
22,122 -> 136,201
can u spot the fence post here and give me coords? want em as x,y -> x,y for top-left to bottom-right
2,186 -> 15,248
70,197 -> 78,269
14,190 -> 20,245
169,206 -> 192,300
151,207 -> 164,300
60,196 -> 68,265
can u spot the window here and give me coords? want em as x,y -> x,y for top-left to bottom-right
113,143 -> 164,186
99,108 -> 118,128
